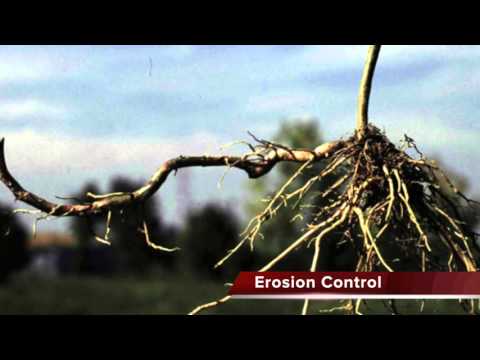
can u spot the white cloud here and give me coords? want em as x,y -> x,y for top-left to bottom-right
0,129 -> 226,176
293,45 -> 480,73
0,46 -> 87,82
246,92 -> 317,113
366,111 -> 480,152
294,45 -> 368,70
0,99 -> 66,122
380,45 -> 480,65
370,55 -> 480,103
0,53 -> 56,82
161,45 -> 195,59
0,129 -> 251,228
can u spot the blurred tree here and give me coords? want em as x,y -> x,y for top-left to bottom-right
0,203 -> 29,282
422,157 -> 479,268
69,177 -> 177,275
179,203 -> 257,280
108,177 -> 177,274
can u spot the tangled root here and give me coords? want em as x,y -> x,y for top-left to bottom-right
192,124 -> 480,315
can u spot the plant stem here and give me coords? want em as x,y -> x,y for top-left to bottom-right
356,45 -> 381,140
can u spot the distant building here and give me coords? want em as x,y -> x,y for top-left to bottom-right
26,232 -> 77,278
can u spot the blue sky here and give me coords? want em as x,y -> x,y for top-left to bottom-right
1,45 -> 480,233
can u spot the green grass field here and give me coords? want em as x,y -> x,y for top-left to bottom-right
0,272 -> 471,315
0,273 -> 301,314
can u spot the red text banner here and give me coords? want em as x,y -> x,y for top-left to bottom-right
229,272 -> 480,299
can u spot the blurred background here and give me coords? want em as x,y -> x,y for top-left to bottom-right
1,45 -> 480,314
